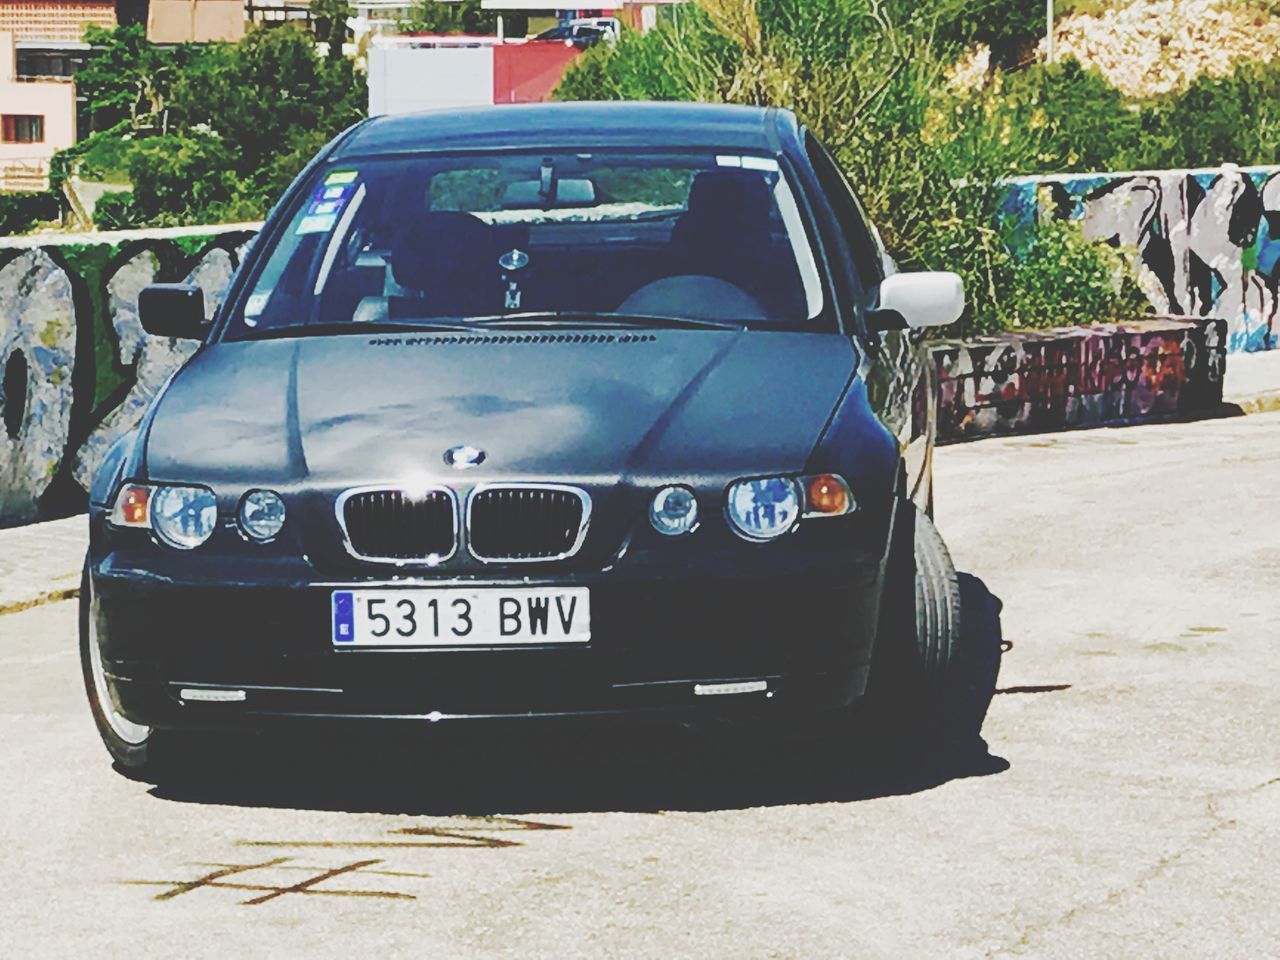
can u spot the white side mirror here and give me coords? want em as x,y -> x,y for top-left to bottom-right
872,272 -> 965,330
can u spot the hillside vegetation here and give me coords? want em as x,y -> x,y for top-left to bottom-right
1043,0 -> 1280,97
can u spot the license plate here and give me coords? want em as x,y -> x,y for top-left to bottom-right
331,588 -> 590,647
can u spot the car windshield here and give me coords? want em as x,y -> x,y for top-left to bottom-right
225,150 -> 828,339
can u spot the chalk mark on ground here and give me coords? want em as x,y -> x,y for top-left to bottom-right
123,817 -> 570,905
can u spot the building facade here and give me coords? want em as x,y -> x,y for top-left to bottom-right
0,30 -> 76,192
0,0 -> 114,41
146,0 -> 244,43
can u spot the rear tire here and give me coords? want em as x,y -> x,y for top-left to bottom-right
80,565 -> 189,782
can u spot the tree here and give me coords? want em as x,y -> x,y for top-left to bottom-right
55,22 -> 366,226
310,0 -> 353,62
77,24 -> 200,132
399,0 -> 526,36
171,24 -> 365,189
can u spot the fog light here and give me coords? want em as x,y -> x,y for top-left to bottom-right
239,489 -> 287,542
650,485 -> 699,537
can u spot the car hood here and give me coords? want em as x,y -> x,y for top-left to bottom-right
145,329 -> 858,486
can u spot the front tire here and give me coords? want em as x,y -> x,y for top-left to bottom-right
869,500 -> 963,713
80,565 -> 187,780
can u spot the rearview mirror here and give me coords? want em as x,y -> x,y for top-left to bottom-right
502,178 -> 597,210
138,284 -> 207,340
869,272 -> 965,332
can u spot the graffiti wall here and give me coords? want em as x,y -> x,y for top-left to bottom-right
0,225 -> 258,527
1004,165 -> 1280,353
931,317 -> 1227,442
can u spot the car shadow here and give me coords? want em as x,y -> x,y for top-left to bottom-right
148,574 -> 1009,816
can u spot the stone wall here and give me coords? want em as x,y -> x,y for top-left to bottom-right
1003,165 -> 1280,353
932,317 -> 1227,443
0,224 -> 259,527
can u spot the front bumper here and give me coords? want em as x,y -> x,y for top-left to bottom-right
89,502 -> 889,731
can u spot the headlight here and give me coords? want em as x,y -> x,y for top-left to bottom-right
239,489 -> 286,542
725,477 -> 801,542
150,485 -> 218,549
650,485 -> 699,537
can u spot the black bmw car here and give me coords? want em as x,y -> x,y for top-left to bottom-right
81,102 -> 967,777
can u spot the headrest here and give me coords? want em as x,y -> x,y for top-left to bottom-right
391,212 -> 496,290
685,170 -> 773,223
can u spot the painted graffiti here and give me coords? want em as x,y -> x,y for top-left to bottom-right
1005,165 -> 1280,353
0,228 -> 257,527
932,317 -> 1226,442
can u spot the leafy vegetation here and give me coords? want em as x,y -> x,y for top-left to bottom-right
555,0 -> 1271,335
89,191 -> 139,232
0,192 -> 60,236
46,23 -> 364,230
397,0 -> 527,37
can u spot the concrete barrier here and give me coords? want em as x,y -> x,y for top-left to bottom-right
931,317 -> 1227,442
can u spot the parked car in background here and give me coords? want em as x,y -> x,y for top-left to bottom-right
81,102 -> 966,780
535,17 -> 619,46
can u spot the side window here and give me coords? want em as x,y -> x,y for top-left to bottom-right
804,133 -> 885,288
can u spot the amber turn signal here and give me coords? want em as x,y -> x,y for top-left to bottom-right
109,483 -> 152,528
804,474 -> 853,516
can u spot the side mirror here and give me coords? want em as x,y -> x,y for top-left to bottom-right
138,284 -> 208,340
868,272 -> 965,332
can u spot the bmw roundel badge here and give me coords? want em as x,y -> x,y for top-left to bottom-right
444,445 -> 487,469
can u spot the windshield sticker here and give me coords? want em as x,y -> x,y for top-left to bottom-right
296,175 -> 359,235
296,213 -> 338,235
324,169 -> 359,186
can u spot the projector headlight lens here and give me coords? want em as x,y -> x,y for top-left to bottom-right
725,477 -> 801,542
151,485 -> 218,550
239,489 -> 287,542
649,485 -> 699,537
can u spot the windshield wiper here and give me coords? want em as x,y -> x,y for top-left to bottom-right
241,320 -> 480,341
460,312 -> 746,332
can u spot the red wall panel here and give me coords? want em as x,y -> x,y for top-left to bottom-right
493,43 -> 582,104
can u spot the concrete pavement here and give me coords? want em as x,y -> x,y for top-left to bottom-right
1224,349 -> 1280,414
0,412 -> 1277,958
0,515 -> 85,613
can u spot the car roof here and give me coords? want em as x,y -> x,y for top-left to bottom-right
335,102 -> 800,159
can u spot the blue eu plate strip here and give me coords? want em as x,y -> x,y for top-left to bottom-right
332,591 -> 354,643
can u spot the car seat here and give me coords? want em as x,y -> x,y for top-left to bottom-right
355,212 -> 502,321
668,170 -> 805,319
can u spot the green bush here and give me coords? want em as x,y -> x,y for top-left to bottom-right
91,191 -> 140,231
0,192 -> 60,237
1153,59 -> 1280,168
127,133 -> 239,225
997,218 -> 1147,332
